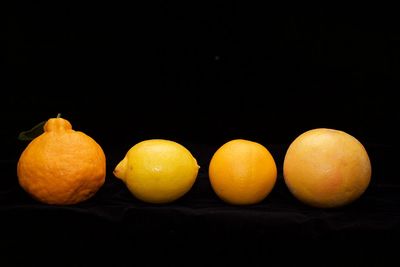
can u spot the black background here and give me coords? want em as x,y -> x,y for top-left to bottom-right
3,2 -> 399,148
2,2 -> 400,266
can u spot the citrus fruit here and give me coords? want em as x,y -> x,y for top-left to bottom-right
283,128 -> 371,208
208,139 -> 277,205
17,116 -> 106,205
113,139 -> 199,204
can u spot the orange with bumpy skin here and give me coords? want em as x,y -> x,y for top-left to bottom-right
17,117 -> 106,205
209,139 -> 277,205
283,128 -> 371,208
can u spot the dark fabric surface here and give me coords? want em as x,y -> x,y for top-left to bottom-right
1,143 -> 399,266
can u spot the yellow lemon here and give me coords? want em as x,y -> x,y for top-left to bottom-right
113,139 -> 199,204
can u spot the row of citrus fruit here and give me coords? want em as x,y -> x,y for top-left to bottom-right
17,116 -> 371,208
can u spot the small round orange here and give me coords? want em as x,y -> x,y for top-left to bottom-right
283,128 -> 371,208
208,139 -> 277,205
17,117 -> 106,205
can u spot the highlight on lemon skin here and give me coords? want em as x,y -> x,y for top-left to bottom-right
113,139 -> 200,204
208,139 -> 277,205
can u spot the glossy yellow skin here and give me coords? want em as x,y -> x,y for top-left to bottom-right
114,139 -> 199,204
